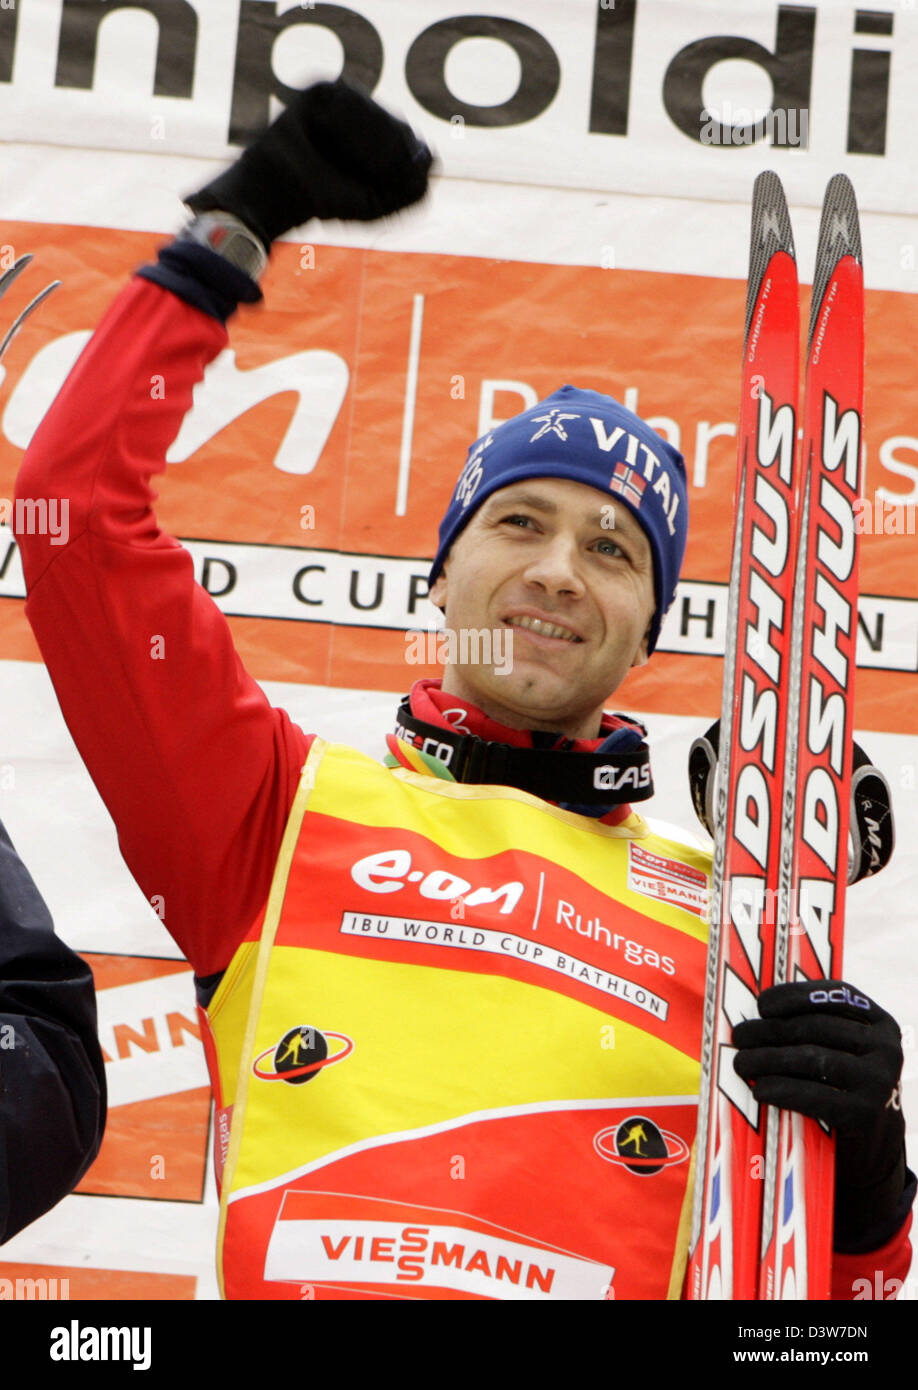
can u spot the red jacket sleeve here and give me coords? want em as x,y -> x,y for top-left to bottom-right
831,1210 -> 913,1301
15,277 -> 310,977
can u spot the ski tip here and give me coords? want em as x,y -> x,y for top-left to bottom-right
0,253 -> 35,303
809,174 -> 862,344
817,174 -> 863,264
0,279 -> 62,365
745,171 -> 795,344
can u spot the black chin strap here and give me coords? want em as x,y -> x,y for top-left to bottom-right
393,699 -> 654,805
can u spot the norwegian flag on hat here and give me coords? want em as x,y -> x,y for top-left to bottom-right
610,461 -> 646,508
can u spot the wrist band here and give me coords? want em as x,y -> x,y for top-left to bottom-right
176,211 -> 268,283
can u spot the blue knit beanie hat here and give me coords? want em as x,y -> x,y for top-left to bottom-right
429,385 -> 688,653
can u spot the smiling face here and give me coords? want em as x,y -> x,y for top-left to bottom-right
427,477 -> 657,739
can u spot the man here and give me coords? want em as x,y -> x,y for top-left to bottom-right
0,818 -> 106,1242
14,80 -> 912,1299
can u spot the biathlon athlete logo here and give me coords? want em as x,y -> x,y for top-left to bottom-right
593,1116 -> 689,1177
253,1025 -> 354,1085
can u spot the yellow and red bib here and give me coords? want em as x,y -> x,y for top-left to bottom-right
204,739 -> 711,1299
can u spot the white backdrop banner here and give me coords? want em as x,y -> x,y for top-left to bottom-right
1,0 -> 916,212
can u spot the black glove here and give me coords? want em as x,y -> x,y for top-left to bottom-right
689,723 -> 894,886
185,78 -> 433,248
732,981 -> 911,1251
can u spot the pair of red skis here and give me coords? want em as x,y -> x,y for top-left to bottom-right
688,172 -> 864,1300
